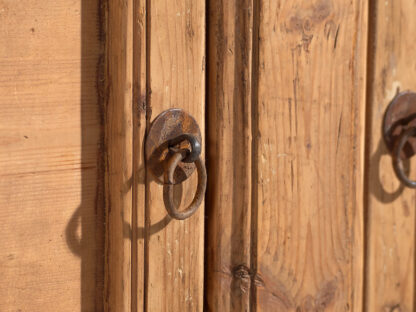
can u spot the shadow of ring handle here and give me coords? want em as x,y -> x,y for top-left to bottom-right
393,127 -> 416,188
163,151 -> 207,220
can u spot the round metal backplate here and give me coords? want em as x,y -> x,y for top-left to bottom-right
145,108 -> 202,184
383,91 -> 416,159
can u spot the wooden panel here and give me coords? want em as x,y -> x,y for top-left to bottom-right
205,0 -> 254,310
104,0 -> 133,311
144,0 -> 206,310
254,0 -> 368,310
206,0 -> 368,310
365,0 -> 416,310
0,1 -> 104,311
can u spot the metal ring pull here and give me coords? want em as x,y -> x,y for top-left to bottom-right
168,133 -> 201,163
383,91 -> 416,188
146,108 -> 206,219
163,150 -> 207,220
393,127 -> 416,188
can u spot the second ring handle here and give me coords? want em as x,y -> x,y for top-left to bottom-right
393,127 -> 416,188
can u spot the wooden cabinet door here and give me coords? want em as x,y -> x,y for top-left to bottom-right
2,1 -> 416,312
205,0 -> 368,310
205,0 -> 416,311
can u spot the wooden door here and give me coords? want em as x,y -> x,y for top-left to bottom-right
205,0 -> 416,311
205,0 -> 368,310
1,0 -> 416,312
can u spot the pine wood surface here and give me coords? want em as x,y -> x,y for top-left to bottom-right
206,0 -> 368,310
254,0 -> 368,310
143,0 -> 206,311
205,0 -> 254,310
3,1 -> 416,311
0,1 -> 103,311
132,0 -> 147,311
104,0 -> 134,311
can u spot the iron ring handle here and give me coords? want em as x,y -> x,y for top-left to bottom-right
163,151 -> 207,220
168,133 -> 201,163
393,127 -> 416,188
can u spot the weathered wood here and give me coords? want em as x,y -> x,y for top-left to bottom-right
132,0 -> 147,310
253,0 -> 368,310
206,0 -> 368,310
104,0 -> 133,310
144,0 -> 206,310
0,0 -> 104,311
365,0 -> 416,310
205,0 -> 254,310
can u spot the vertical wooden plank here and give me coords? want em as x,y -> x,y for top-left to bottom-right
104,0 -> 133,311
205,0 -> 254,310
365,1 -> 416,310
253,0 -> 368,310
132,0 -> 147,310
145,0 -> 206,310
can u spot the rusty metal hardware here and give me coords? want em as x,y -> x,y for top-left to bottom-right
392,127 -> 416,188
146,108 -> 202,184
163,149 -> 206,220
146,108 -> 206,220
167,133 -> 201,163
383,91 -> 416,188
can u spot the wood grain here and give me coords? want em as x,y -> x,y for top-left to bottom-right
205,0 -> 254,310
132,0 -> 147,310
0,0 -> 104,311
365,0 -> 416,310
104,0 -> 133,311
206,0 -> 368,310
253,0 -> 368,310
144,0 -> 206,310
